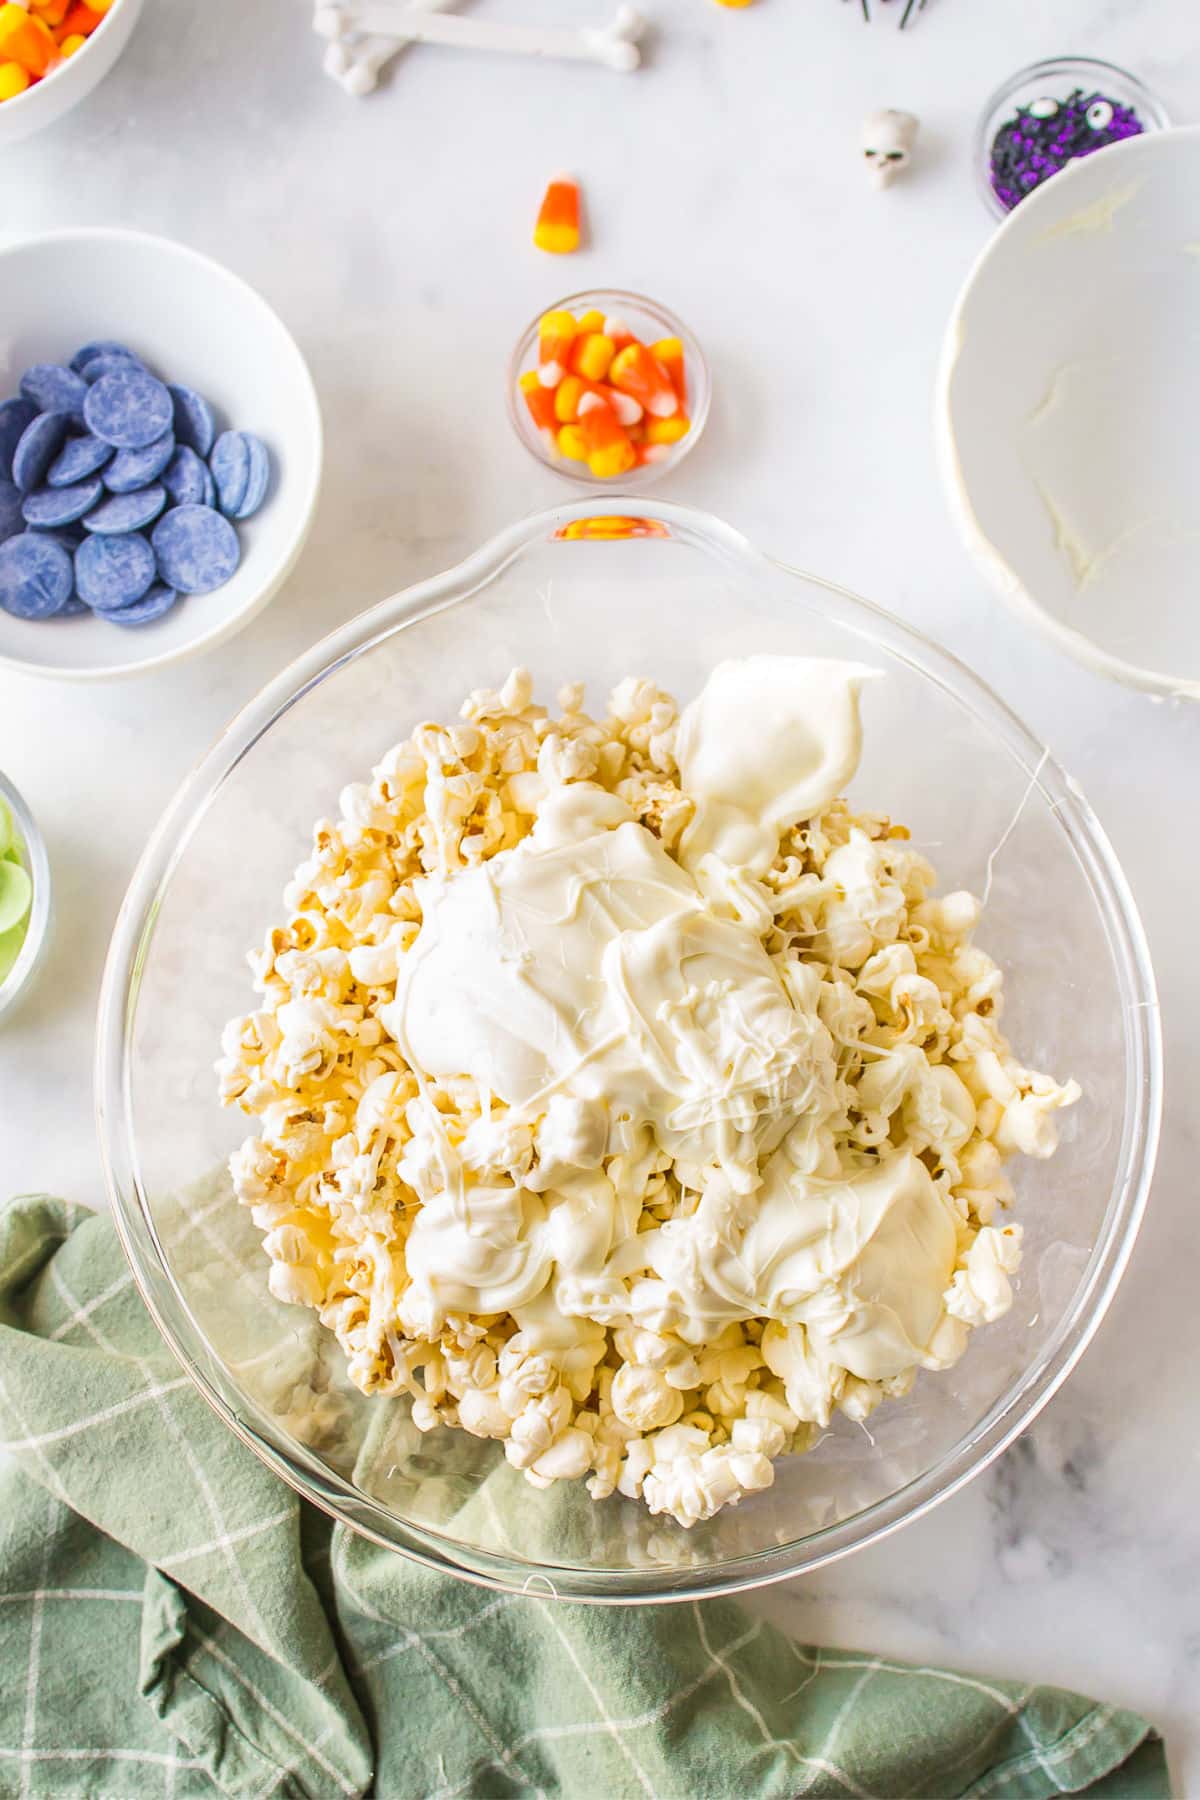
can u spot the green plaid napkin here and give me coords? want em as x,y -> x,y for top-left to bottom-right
0,1196 -> 1168,1800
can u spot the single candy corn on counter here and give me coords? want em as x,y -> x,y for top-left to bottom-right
507,289 -> 709,485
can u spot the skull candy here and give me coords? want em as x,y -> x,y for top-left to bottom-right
862,109 -> 920,188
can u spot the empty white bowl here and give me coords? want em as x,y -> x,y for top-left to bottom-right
938,126 -> 1200,701
0,228 -> 322,681
0,0 -> 144,149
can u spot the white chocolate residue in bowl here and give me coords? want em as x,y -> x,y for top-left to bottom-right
217,657 -> 1078,1527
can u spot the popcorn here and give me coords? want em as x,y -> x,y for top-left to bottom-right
218,665 -> 1078,1528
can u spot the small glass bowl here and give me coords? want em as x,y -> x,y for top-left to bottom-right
0,770 -> 52,1024
976,58 -> 1171,220
506,288 -> 710,487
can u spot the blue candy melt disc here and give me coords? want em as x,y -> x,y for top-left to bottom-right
75,531 -> 157,610
46,433 -> 115,487
0,532 -> 75,620
169,385 -> 217,459
19,364 -> 88,417
0,399 -> 38,484
84,368 -> 174,451
231,434 -> 271,520
108,583 -> 180,628
10,414 -> 70,494
152,503 -> 240,595
70,341 -> 144,375
83,486 -> 168,535
104,432 -> 175,494
22,479 -> 105,529
0,479 -> 24,545
162,444 -> 208,507
209,431 -> 250,517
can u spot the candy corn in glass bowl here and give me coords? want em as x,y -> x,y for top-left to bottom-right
507,290 -> 710,486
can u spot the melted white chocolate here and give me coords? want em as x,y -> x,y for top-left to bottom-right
379,658 -> 958,1377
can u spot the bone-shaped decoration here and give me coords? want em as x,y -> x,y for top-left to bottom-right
321,1 -> 646,75
315,0 -> 456,95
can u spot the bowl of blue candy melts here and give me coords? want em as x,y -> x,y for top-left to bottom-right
0,227 -> 322,681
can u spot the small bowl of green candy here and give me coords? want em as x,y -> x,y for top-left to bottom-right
0,770 -> 51,1019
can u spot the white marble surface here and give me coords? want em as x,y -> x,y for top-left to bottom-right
2,0 -> 1198,1787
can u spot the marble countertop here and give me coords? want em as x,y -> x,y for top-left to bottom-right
2,0 -> 1198,1787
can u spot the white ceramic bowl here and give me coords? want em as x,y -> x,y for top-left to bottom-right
0,228 -> 322,681
0,0 -> 144,149
938,126 -> 1200,701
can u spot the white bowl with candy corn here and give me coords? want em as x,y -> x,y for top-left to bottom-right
0,0 -> 144,149
507,289 -> 709,484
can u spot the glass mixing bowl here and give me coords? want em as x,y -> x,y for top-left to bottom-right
96,499 -> 1161,1602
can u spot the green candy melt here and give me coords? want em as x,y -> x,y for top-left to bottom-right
0,858 -> 32,938
0,796 -> 34,980
0,920 -> 26,984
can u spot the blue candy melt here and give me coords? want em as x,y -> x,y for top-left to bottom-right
104,432 -> 175,494
0,532 -> 75,620
75,531 -> 157,610
83,486 -> 167,535
209,431 -> 250,517
152,503 -> 240,594
162,444 -> 208,507
80,353 -> 145,387
32,524 -> 86,550
22,479 -> 105,529
70,342 -> 143,375
108,582 -> 180,628
10,414 -> 70,493
19,365 -> 88,417
84,368 -> 174,450
0,399 -> 38,483
55,595 -> 91,617
1,480 -> 23,545
169,385 -> 216,459
231,434 -> 271,520
46,432 -> 114,487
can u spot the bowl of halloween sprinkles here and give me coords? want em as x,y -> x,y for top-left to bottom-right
977,58 -> 1170,219
508,290 -> 709,485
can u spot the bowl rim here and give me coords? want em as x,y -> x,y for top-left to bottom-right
0,225 -> 324,684
938,124 -> 1200,703
0,767 -> 52,1022
505,287 -> 710,489
0,0 -> 138,125
96,495 -> 1162,1602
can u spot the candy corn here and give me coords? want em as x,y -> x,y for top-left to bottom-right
645,413 -> 691,446
568,331 -> 615,382
556,424 -> 588,462
0,0 -> 109,104
578,392 -> 637,480
537,309 -> 578,388
0,5 -> 55,77
651,337 -> 687,410
515,302 -> 695,478
519,369 -> 558,433
609,343 -> 679,418
533,176 -> 581,255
